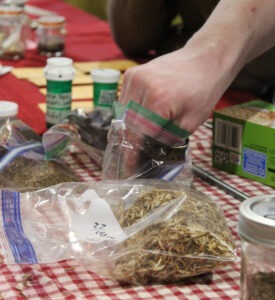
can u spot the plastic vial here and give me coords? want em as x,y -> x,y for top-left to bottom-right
0,100 -> 18,121
36,15 -> 66,57
0,5 -> 29,60
44,57 -> 75,128
238,194 -> 275,300
91,68 -> 121,108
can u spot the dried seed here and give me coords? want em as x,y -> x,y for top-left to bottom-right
112,188 -> 236,285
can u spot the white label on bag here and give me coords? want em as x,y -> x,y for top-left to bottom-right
67,190 -> 127,243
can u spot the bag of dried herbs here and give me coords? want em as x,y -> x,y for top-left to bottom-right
0,180 -> 236,285
42,107 -> 113,167
102,100 -> 192,182
0,118 -> 80,191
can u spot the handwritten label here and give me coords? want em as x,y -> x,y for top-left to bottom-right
67,190 -> 127,243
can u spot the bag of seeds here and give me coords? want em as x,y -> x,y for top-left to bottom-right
42,107 -> 113,167
0,180 -> 236,285
0,118 -> 80,191
102,100 -> 192,182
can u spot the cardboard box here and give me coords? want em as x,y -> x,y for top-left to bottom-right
212,100 -> 275,188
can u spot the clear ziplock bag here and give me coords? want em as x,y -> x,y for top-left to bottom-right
0,180 -> 236,285
0,118 -> 80,190
42,108 -> 113,167
102,100 -> 192,182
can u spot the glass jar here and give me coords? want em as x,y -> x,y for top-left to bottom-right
238,194 -> 275,300
36,15 -> 66,57
0,5 -> 29,59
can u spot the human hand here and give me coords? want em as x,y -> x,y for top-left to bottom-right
119,41 -> 235,133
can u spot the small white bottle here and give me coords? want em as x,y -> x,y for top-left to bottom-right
44,57 -> 75,128
91,68 -> 121,108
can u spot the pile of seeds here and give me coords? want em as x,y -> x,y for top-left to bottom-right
0,156 -> 80,191
112,188 -> 236,285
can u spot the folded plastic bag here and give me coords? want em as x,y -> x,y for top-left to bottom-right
0,180 -> 236,285
42,108 -> 113,167
102,100 -> 192,182
0,118 -> 80,190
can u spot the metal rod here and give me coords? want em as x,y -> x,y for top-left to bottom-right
193,164 -> 249,201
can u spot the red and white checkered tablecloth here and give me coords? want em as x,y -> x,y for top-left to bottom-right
0,124 -> 273,300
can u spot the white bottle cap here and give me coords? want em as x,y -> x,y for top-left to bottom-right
44,57 -> 75,81
91,68 -> 121,83
0,101 -> 18,118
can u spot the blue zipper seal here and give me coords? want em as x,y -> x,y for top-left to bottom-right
1,190 -> 38,264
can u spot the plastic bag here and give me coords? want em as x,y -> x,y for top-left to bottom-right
0,118 -> 80,190
42,108 -> 113,167
102,100 -> 192,182
0,180 -> 236,285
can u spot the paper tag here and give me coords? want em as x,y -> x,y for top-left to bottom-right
67,190 -> 127,243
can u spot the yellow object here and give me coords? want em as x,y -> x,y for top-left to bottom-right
74,59 -> 138,74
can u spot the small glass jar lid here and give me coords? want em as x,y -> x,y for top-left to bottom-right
0,0 -> 27,7
238,194 -> 275,246
91,68 -> 121,83
0,100 -> 18,117
0,5 -> 24,14
38,15 -> 65,26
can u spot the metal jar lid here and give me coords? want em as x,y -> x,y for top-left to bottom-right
0,5 -> 23,15
238,194 -> 275,246
38,15 -> 65,27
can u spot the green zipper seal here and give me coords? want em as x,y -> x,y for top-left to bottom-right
126,100 -> 190,138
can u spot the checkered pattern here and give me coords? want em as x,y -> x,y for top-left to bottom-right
1,123 -> 274,300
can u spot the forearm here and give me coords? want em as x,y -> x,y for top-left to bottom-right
186,0 -> 275,83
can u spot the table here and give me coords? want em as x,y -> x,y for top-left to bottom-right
1,1 -> 273,299
0,123 -> 274,300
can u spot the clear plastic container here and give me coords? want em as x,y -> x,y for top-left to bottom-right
238,194 -> 275,300
0,5 -> 29,60
36,15 -> 66,57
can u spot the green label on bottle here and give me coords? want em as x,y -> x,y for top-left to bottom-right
46,80 -> 72,125
93,82 -> 118,108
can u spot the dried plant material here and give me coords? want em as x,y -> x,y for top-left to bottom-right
15,283 -> 24,291
112,188 -> 236,285
15,273 -> 33,291
22,273 -> 33,287
247,272 -> 275,300
0,156 -> 80,191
